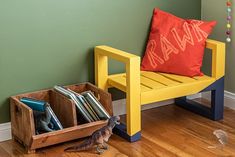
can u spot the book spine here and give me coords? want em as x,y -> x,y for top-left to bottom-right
82,96 -> 101,121
70,94 -> 94,122
67,89 -> 100,121
45,104 -> 63,130
77,95 -> 100,121
82,91 -> 110,119
54,85 -> 71,98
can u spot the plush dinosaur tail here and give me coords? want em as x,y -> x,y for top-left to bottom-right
64,138 -> 93,152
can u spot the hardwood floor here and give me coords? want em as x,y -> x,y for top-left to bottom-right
1,103 -> 235,157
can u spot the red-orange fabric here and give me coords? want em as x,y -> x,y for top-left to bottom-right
141,9 -> 216,77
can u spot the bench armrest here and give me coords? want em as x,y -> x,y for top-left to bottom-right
95,45 -> 140,91
205,39 -> 226,79
95,46 -> 140,63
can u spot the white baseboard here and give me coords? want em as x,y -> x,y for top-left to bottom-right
187,93 -> 202,100
224,91 -> 235,110
112,99 -> 174,116
0,122 -> 11,142
112,93 -> 201,116
202,90 -> 235,110
201,91 -> 210,100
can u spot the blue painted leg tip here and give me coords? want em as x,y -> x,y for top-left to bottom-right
113,123 -> 141,142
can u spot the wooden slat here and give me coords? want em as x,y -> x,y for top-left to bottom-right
141,71 -> 180,86
140,84 -> 152,92
10,97 -> 35,147
159,73 -> 197,83
141,78 -> 215,105
108,75 -> 127,92
108,73 -> 214,98
108,72 -> 215,105
193,75 -> 213,81
50,91 -> 77,128
141,76 -> 166,89
31,121 -> 108,150
124,74 -> 161,91
108,74 -> 152,92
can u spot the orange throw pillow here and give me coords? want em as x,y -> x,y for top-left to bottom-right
141,9 -> 216,77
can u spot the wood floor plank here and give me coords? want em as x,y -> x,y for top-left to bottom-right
1,101 -> 235,157
0,145 -> 11,157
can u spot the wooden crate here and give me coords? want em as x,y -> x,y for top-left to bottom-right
10,82 -> 112,153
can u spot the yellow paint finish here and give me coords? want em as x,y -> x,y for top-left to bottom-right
108,74 -> 127,92
108,72 -> 216,104
141,77 -> 215,105
206,39 -> 225,80
95,46 -> 141,136
95,48 -> 108,91
108,73 -> 166,92
140,76 -> 166,89
94,39 -> 225,137
125,58 -> 141,136
95,46 -> 139,63
141,71 -> 180,86
140,84 -> 152,92
159,73 -> 197,83
193,75 -> 213,81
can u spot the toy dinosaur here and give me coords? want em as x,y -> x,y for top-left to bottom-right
64,116 -> 120,154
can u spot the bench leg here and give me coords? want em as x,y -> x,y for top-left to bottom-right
113,59 -> 141,142
113,96 -> 141,142
175,77 -> 224,120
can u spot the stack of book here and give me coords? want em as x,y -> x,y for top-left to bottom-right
54,85 -> 110,123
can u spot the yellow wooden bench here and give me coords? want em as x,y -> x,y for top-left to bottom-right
94,39 -> 225,142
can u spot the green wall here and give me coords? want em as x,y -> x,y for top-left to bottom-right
202,0 -> 235,93
0,0 -> 201,123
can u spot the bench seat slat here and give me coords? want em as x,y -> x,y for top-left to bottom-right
141,76 -> 166,89
141,71 -> 180,86
108,71 -> 215,104
108,74 -> 152,92
141,77 -> 215,104
158,73 -> 197,83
